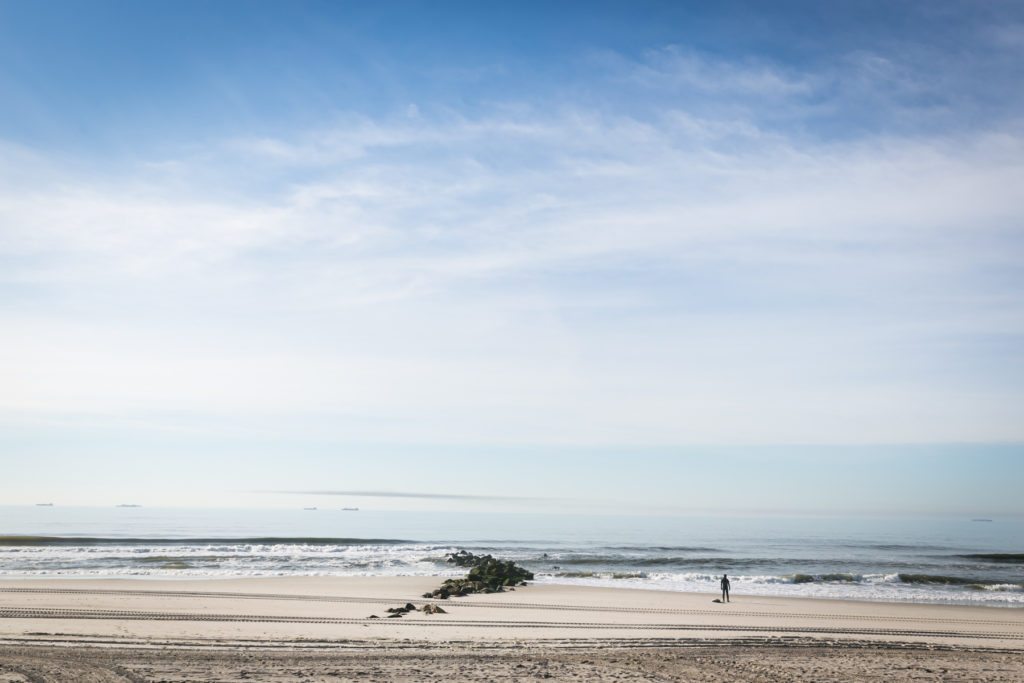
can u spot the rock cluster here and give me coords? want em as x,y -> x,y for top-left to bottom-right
369,552 -> 531,618
420,551 -> 534,599
368,602 -> 447,619
387,602 -> 417,614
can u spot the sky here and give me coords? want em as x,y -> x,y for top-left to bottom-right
1,1 -> 1023,515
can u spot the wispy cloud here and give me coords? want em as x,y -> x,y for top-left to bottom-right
622,46 -> 816,97
1,47 -> 1022,446
267,490 -> 553,501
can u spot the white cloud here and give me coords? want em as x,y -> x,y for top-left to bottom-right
619,46 -> 816,97
2,51 -> 1023,447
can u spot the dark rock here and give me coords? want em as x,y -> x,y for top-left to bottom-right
440,551 -> 534,595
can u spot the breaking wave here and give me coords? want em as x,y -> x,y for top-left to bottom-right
1,534 -> 1021,607
0,536 -> 413,546
956,553 -> 1024,564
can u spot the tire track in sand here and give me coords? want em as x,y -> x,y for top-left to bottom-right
2,607 -> 1023,642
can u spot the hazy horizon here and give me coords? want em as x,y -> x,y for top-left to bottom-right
2,1 -> 1023,516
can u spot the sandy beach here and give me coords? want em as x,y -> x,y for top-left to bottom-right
1,577 -> 1022,681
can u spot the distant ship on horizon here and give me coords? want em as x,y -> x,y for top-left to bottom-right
342,507 -> 359,511
116,504 -> 142,508
35,503 -> 54,507
303,507 -> 318,510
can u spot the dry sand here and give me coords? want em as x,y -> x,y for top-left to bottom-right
0,577 -> 1022,681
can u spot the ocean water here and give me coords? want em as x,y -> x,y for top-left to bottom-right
0,506 -> 1021,607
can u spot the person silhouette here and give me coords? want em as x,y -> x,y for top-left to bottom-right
720,574 -> 731,603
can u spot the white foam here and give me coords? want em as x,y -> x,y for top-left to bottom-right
534,572 -> 1024,606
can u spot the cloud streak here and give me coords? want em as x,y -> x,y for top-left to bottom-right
267,490 -> 554,502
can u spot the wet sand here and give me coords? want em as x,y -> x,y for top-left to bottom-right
1,577 -> 1022,681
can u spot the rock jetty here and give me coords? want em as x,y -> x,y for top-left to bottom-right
420,551 -> 534,600
371,551 -> 533,618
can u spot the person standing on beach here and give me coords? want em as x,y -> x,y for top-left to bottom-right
720,574 -> 731,602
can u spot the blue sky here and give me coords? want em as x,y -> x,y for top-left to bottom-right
1,1 -> 1023,514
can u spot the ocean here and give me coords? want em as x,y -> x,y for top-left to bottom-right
1,506 -> 1021,607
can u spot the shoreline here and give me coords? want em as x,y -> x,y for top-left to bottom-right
1,576 -> 1021,645
1,577 -> 1022,681
0,571 -> 1020,609
2,573 -> 1022,608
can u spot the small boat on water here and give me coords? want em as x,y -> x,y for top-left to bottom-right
342,507 -> 359,511
35,503 -> 54,507
116,504 -> 142,508
304,507 -> 318,510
